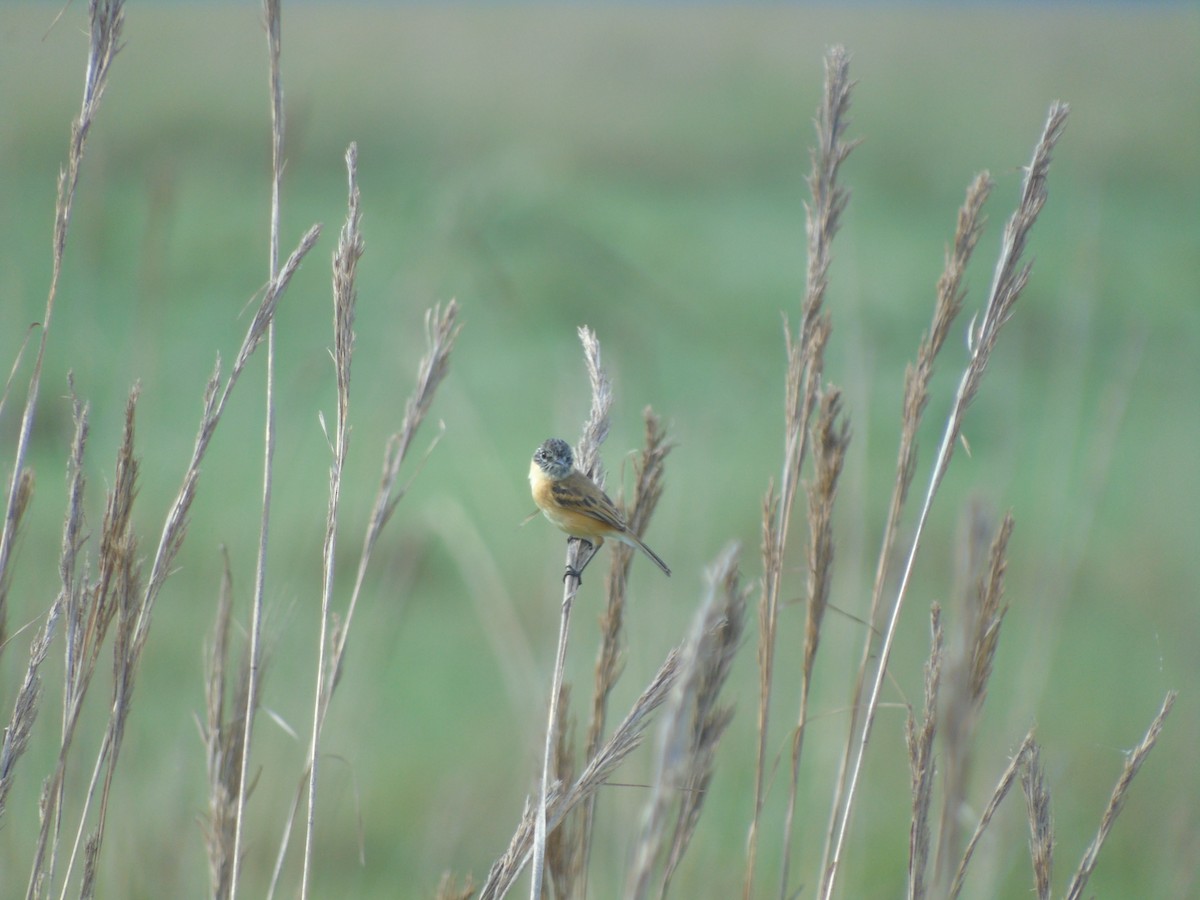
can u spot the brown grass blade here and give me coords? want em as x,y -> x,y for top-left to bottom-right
747,44 -> 856,899
481,651 -> 680,900
906,605 -> 943,900
1063,691 -> 1177,900
1020,742 -> 1054,900
821,102 -> 1068,900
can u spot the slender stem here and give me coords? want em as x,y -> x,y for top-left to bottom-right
233,2 -> 284,896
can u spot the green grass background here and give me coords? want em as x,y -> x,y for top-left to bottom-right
1,4 -> 1197,897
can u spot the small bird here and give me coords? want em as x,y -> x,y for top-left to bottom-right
529,437 -> 671,577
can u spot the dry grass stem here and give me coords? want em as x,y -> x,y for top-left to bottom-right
546,683 -> 580,899
934,507 -> 1012,886
1020,742 -> 1054,900
747,45 -> 855,899
300,139 -> 363,900
43,388 -> 142,899
482,650 -> 681,900
906,605 -> 943,900
532,326 -> 612,899
825,170 -> 991,888
779,388 -> 849,897
264,295 -> 456,894
1063,690 -> 1178,900
234,0 -> 287,893
201,552 -> 237,897
0,598 -> 59,821
627,543 -> 746,899
358,301 -> 460,562
138,222 -> 321,653
946,730 -> 1037,900
260,138 -> 454,894
820,102 -> 1068,900
24,212 -> 318,899
0,0 -> 123,651
574,409 -> 672,887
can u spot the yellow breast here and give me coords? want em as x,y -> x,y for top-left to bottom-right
529,461 -> 610,542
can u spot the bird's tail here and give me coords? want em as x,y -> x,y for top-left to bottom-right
619,531 -> 671,576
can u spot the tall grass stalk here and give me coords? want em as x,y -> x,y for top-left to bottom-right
819,101 -> 1071,900
299,135 -> 359,899
626,543 -> 746,898
530,326 -> 610,899
234,0 -> 287,894
1063,691 -> 1178,900
577,408 -> 672,890
482,650 -> 682,899
823,169 -> 991,893
746,44 -> 853,899
0,0 -> 124,648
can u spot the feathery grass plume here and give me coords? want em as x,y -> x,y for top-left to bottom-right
746,44 -> 856,899
481,650 -> 680,900
59,377 -> 91,650
1020,742 -> 1053,900
1063,691 -> 1178,900
0,598 -> 59,822
780,388 -> 849,896
39,386 -> 141,898
820,102 -> 1069,900
906,605 -> 943,900
201,553 -> 238,897
321,307 -> 461,696
574,408 -> 672,886
234,0 -> 290,893
354,300 -> 459,571
300,140 -> 365,900
934,507 -> 1013,887
257,141 -> 455,893
0,0 -> 123,650
266,297 -> 457,895
826,172 -> 989,877
24,385 -> 127,894
625,543 -> 745,899
532,326 -> 612,899
946,730 -> 1036,900
801,391 -> 849,697
30,219 -> 319,899
574,327 -> 613,487
201,550 -> 259,900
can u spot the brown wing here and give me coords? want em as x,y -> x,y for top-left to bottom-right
550,472 -> 627,531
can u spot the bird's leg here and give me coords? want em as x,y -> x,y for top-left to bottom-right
563,538 -> 597,584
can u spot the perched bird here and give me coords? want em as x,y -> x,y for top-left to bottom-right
528,437 -> 671,577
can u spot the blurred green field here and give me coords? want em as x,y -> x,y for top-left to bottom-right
1,4 -> 1197,898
